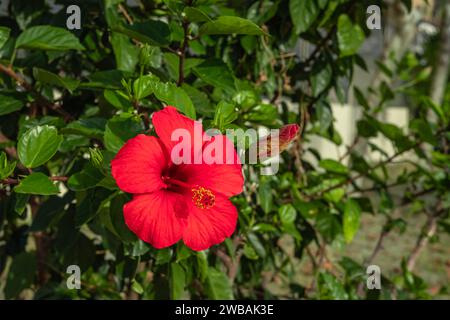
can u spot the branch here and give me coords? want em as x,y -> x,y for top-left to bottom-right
1,176 -> 68,185
177,19 -> 190,86
338,136 -> 359,162
0,63 -> 73,121
118,3 -> 133,25
406,209 -> 445,271
302,26 -> 336,68
309,138 -> 425,200
357,225 -> 389,295
213,235 -> 243,282
429,2 -> 450,106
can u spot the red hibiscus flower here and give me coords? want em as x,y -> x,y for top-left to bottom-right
111,106 -> 244,251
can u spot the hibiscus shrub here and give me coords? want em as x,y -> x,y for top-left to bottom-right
1,0 -> 449,300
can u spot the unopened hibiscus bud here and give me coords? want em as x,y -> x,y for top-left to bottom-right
256,124 -> 299,161
89,148 -> 104,169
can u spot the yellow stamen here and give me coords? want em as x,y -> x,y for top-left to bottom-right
192,186 -> 215,209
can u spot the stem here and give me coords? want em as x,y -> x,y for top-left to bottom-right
118,3 -> 134,25
406,209 -> 444,271
309,137 -> 425,200
0,63 -> 73,121
357,226 -> 389,296
1,176 -> 68,185
429,2 -> 450,106
177,19 -> 190,86
302,26 -> 336,68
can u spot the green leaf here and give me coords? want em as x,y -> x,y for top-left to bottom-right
319,159 -> 348,174
0,26 -> 11,49
199,16 -> 266,36
133,74 -> 159,101
279,204 -> 302,241
289,0 -> 319,35
81,70 -> 126,90
68,163 -> 104,191
16,26 -> 84,51
131,280 -> 144,294
139,44 -> 162,69
245,104 -> 278,125
33,67 -> 79,92
318,272 -> 349,300
316,101 -> 333,134
62,118 -> 106,139
410,119 -> 437,145
311,64 -> 332,96
324,187 -> 345,203
110,32 -> 139,72
354,87 -> 370,110
205,267 -> 233,299
337,15 -> 365,57
14,193 -> 29,215
0,151 -> 16,180
182,83 -> 212,116
184,7 -> 212,23
196,251 -> 208,282
169,263 -> 186,300
30,195 -> 71,231
357,119 -> 377,138
247,233 -> 267,258
128,240 -> 150,257
5,252 -> 36,299
104,113 -> 144,153
213,101 -> 237,130
279,204 -> 296,225
343,199 -> 361,243
113,20 -> 171,47
0,94 -> 24,116
18,125 -> 63,168
76,187 -> 112,226
152,82 -> 196,119
14,173 -> 59,195
243,243 -> 259,260
257,179 -> 272,213
193,60 -> 236,94
104,90 -> 133,110
163,52 -> 203,81
155,248 -> 173,265
316,211 -> 341,243
110,194 -> 137,242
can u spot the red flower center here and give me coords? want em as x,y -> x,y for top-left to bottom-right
162,176 -> 216,209
191,186 -> 215,209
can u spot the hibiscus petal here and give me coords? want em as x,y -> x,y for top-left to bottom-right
152,106 -> 200,157
124,191 -> 187,249
174,134 -> 244,197
111,134 -> 167,194
183,194 -> 238,251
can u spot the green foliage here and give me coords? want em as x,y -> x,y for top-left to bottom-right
15,25 -> 84,51
17,125 -> 63,168
0,0 -> 448,301
14,172 -> 59,195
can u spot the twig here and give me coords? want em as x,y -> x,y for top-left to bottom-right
356,226 -> 389,296
302,26 -> 336,68
213,235 -> 243,282
118,4 -> 133,25
305,241 -> 327,296
406,209 -> 444,271
309,138 -> 425,200
339,136 -> 359,162
177,20 -> 190,86
0,63 -> 73,121
1,176 -> 68,185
